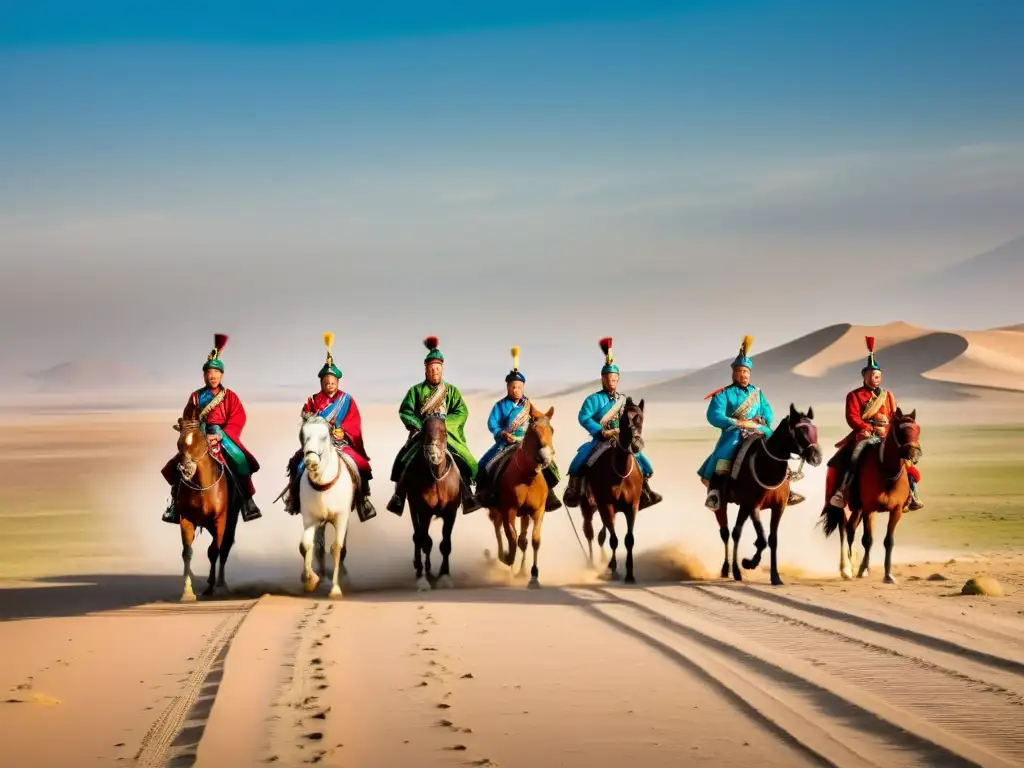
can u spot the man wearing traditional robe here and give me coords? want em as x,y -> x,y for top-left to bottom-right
473,346 -> 562,511
386,337 -> 481,515
160,334 -> 262,523
562,338 -> 662,509
282,332 -> 376,522
826,336 -> 923,510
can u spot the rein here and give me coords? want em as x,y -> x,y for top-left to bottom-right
305,445 -> 344,493
879,421 -> 916,482
177,420 -> 226,493
749,417 -> 812,492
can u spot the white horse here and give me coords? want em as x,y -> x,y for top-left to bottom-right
297,414 -> 357,599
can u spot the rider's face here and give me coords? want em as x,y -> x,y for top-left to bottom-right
204,368 -> 223,389
507,380 -> 524,400
602,373 -> 618,393
864,370 -> 882,389
732,366 -> 750,387
321,375 -> 339,396
425,361 -> 443,385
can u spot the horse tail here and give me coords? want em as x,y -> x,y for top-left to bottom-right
820,504 -> 844,538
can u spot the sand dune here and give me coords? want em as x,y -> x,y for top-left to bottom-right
632,321 -> 1024,403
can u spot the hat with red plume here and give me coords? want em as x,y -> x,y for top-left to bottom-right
599,337 -> 619,374
423,336 -> 444,364
861,335 -> 882,374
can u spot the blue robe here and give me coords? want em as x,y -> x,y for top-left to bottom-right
697,383 -> 774,480
478,396 -> 532,472
568,389 -> 653,477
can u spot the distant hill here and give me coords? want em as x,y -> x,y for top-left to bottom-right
28,360 -> 155,392
628,322 -> 1024,403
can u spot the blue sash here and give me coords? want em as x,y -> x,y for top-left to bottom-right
320,393 -> 351,428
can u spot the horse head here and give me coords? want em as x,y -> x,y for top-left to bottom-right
619,397 -> 645,454
890,407 -> 922,465
525,403 -> 556,468
299,413 -> 332,473
422,413 -> 448,469
785,403 -> 823,466
173,417 -> 207,481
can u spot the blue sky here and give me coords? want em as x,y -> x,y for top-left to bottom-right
2,1 -> 1022,387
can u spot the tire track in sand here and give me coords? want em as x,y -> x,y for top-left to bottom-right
572,584 -> 1022,768
133,599 -> 257,768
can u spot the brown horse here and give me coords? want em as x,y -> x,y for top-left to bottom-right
486,403 -> 556,588
171,411 -> 239,601
405,414 -> 462,591
820,407 -> 922,584
580,397 -> 646,583
710,405 -> 823,585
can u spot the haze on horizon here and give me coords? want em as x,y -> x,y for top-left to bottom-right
2,0 -> 1022,390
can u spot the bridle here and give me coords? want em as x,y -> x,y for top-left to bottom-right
302,419 -> 344,492
177,419 -> 225,493
611,409 -> 642,480
421,414 -> 453,482
879,417 -> 919,480
752,416 -> 817,491
512,415 -> 553,474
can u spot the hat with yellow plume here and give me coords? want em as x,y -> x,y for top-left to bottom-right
318,332 -> 342,379
505,346 -> 526,383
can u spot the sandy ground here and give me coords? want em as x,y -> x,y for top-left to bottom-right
1,395 -> 1023,766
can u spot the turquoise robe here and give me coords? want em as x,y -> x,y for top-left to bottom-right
568,389 -> 653,477
697,383 -> 774,480
478,396 -> 562,482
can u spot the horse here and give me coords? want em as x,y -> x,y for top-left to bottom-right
486,403 -> 556,588
820,407 -> 922,584
579,397 -> 647,583
171,412 -> 238,601
708,404 -> 822,586
295,414 -> 358,599
404,413 -> 462,591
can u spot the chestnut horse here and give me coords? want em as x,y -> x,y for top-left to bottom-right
171,410 -> 239,601
405,414 -> 462,591
709,404 -> 822,585
580,397 -> 646,583
820,407 -> 922,584
486,403 -> 556,588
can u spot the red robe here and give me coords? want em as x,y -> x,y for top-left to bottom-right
826,386 -> 919,498
302,391 -> 372,475
161,387 -> 260,495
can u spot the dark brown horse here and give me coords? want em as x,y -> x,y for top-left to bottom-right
171,408 -> 239,601
580,397 -> 646,583
405,414 -> 462,591
486,403 -> 556,588
820,407 -> 922,584
710,405 -> 822,585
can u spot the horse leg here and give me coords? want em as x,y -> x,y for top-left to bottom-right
581,505 -> 596,569
436,509 -> 456,589
768,504 -> 785,586
204,519 -> 222,597
411,507 -> 429,592
315,526 -> 328,579
623,506 -> 638,585
489,510 -> 505,563
883,509 -> 902,585
514,515 -> 530,579
528,512 -> 543,589
602,507 -> 621,581
501,513 -> 518,569
713,505 -> 730,578
179,520 -> 197,602
857,511 -> 874,579
731,505 -> 753,582
328,510 -> 351,600
741,508 -> 768,571
216,504 -> 239,593
838,511 -> 853,580
846,510 -> 860,575
299,523 -> 320,593
421,521 -> 435,585
597,525 -> 609,564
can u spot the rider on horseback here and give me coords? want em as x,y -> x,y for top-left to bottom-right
281,332 -> 376,522
698,335 -> 805,510
160,334 -> 262,524
562,338 -> 662,509
826,336 -> 923,511
386,336 -> 482,515
472,346 -> 562,512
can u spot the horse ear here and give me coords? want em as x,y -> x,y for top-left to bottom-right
906,408 -> 916,421
894,406 -> 903,419
807,406 -> 814,420
625,396 -> 634,407
789,403 -> 797,418
637,398 -> 644,411
545,406 -> 554,418
173,418 -> 183,432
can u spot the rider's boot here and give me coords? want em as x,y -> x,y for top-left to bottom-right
541,467 -> 562,511
787,489 -> 806,506
356,473 -> 377,522
461,472 -> 483,514
639,477 -> 663,509
829,471 -> 852,509
704,473 -> 727,510
285,471 -> 302,515
472,468 -> 491,508
907,477 -> 924,510
240,495 -> 262,522
387,483 -> 405,516
562,476 -> 583,508
162,482 -> 180,524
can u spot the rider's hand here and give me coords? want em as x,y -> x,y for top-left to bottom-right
736,419 -> 754,430
601,428 -> 619,440
502,431 -> 515,444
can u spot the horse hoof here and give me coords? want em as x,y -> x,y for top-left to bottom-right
436,575 -> 454,590
883,574 -> 898,585
741,558 -> 756,570
720,564 -> 730,579
732,570 -> 743,582
180,591 -> 197,603
624,574 -> 636,585
303,575 -> 320,593
328,585 -> 343,599
771,575 -> 784,586
841,568 -> 853,580
416,577 -> 431,592
527,578 -> 541,589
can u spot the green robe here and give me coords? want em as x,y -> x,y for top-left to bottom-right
395,380 -> 477,481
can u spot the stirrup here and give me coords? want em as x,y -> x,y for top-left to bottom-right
162,505 -> 179,524
545,489 -> 562,511
704,489 -> 720,510
829,491 -> 846,508
386,493 -> 404,515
